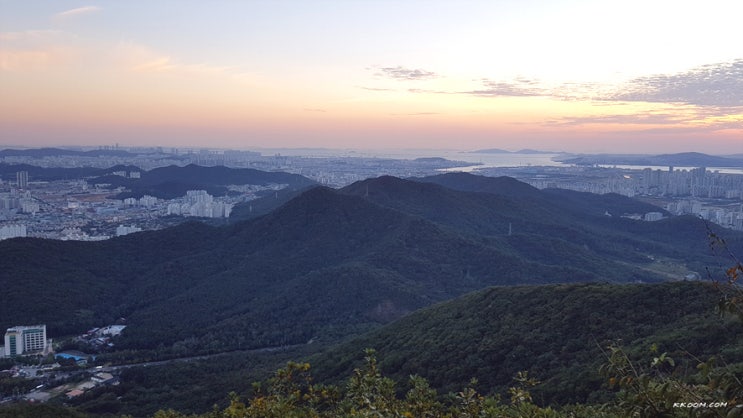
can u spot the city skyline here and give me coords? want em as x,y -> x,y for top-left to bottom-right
1,0 -> 742,154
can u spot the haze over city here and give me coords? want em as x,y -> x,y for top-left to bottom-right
1,0 -> 742,153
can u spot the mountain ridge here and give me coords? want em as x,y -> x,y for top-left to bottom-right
2,174 -> 738,358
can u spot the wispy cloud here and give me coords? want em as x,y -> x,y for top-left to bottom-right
357,86 -> 395,92
0,30 -> 63,42
465,78 -> 547,97
372,65 -> 438,81
390,112 -> 440,116
409,59 -> 743,110
604,120 -> 743,136
1,49 -> 55,71
608,59 -> 743,107
546,104 -> 743,138
54,6 -> 101,19
407,87 -> 452,94
368,59 -> 743,121
0,30 -> 76,71
551,113 -> 690,126
115,42 -> 236,77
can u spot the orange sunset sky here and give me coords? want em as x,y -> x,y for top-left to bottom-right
1,0 -> 742,154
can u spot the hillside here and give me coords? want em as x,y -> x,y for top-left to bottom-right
0,163 -> 128,183
228,186 -> 311,222
3,184 -> 638,358
310,281 -> 743,405
65,281 -> 743,416
4,174 -> 740,357
347,174 -> 740,273
88,164 -> 317,199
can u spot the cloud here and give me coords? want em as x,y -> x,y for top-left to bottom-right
0,30 -> 63,42
115,42 -> 235,76
357,86 -> 394,92
390,112 -> 440,116
465,79 -> 547,97
54,6 -> 101,19
552,113 -> 689,126
0,31 -> 76,71
546,104 -> 743,138
407,87 -> 452,94
459,78 -> 613,101
609,60 -> 743,107
375,59 -> 743,111
0,49 -> 65,71
373,65 -> 438,81
605,120 -> 743,136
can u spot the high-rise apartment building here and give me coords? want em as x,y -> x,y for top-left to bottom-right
3,325 -> 47,357
16,171 -> 28,189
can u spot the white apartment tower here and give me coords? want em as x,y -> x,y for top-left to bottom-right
16,171 -> 28,189
3,325 -> 47,357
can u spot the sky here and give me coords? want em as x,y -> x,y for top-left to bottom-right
1,0 -> 742,154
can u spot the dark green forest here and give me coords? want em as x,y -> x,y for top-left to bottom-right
14,281 -> 743,417
89,164 -> 316,199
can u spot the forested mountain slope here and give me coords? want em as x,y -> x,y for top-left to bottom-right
2,174 -> 736,358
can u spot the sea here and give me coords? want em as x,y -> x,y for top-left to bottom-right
252,147 -> 743,175
254,148 -> 565,169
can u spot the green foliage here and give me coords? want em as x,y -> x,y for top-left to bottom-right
147,345 -> 743,418
0,403 -> 87,418
599,342 -> 742,417
310,281 -> 742,406
150,350 -> 602,418
0,376 -> 37,397
67,347 -> 310,417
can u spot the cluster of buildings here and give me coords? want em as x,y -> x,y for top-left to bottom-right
76,325 -> 127,351
0,180 -> 243,241
166,190 -> 233,218
0,323 -> 125,403
1,323 -> 127,359
123,195 -> 158,208
64,371 -> 118,400
504,165 -> 743,231
1,190 -> 40,215
521,166 -> 743,199
636,167 -> 743,198
666,200 -> 743,230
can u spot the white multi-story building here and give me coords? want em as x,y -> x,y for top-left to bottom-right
116,224 -> 142,236
139,195 -> 158,208
16,171 -> 28,189
0,224 -> 27,240
3,325 -> 48,357
20,199 -> 39,214
644,212 -> 664,221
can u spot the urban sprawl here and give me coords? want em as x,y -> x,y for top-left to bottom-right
3,149 -> 743,242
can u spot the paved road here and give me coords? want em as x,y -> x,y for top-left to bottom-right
97,343 -> 305,372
